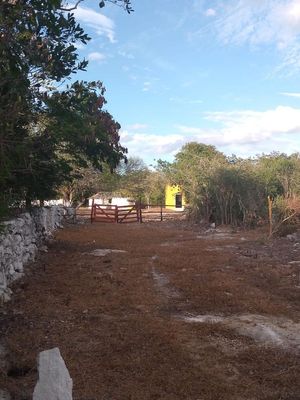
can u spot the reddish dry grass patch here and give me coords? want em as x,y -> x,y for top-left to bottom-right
1,221 -> 300,399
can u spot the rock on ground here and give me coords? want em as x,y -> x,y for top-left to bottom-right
33,347 -> 72,400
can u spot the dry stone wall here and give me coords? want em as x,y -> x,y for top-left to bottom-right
0,206 -> 75,302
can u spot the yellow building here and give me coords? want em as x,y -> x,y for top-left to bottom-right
165,184 -> 186,210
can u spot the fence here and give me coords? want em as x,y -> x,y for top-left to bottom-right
138,204 -> 185,222
90,204 -> 118,223
88,201 -> 185,224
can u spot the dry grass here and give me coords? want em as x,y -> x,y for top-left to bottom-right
1,221 -> 300,399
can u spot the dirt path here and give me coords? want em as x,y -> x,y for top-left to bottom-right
1,221 -> 300,399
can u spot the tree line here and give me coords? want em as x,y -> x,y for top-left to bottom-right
60,157 -> 166,206
65,142 -> 300,234
157,142 -> 300,232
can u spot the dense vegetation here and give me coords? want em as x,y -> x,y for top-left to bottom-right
66,143 -> 300,234
60,156 -> 166,206
157,142 -> 300,232
0,0 -> 131,217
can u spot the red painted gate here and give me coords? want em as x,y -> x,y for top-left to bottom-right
90,201 -> 140,224
117,205 -> 139,223
90,204 -> 118,223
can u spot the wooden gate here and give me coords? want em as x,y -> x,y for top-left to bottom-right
117,205 -> 139,223
91,202 -> 140,224
90,204 -> 118,223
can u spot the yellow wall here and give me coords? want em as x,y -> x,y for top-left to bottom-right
165,184 -> 186,210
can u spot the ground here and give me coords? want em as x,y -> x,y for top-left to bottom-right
1,219 -> 300,400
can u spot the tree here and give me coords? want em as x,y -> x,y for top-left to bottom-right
210,161 -> 266,226
157,143 -> 300,228
59,164 -> 121,206
16,80 -> 127,205
170,142 -> 226,221
0,0 -> 89,211
161,143 -> 269,226
255,153 -> 300,235
117,157 -> 149,200
45,81 -> 126,169
256,153 -> 300,198
144,171 -> 167,205
0,0 -> 131,215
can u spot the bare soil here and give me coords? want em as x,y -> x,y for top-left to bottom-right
1,219 -> 300,400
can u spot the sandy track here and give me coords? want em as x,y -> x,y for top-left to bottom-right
1,221 -> 300,399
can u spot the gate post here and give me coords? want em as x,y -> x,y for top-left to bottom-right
115,205 -> 118,223
136,201 -> 143,223
91,198 -> 95,223
139,203 -> 143,223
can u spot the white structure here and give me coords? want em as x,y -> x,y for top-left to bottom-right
88,192 -> 134,207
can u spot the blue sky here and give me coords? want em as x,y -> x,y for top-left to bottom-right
71,0 -> 300,164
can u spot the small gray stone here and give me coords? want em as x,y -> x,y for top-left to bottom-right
0,288 -> 12,303
33,347 -> 73,400
8,265 -> 15,276
14,261 -> 23,273
0,389 -> 11,400
39,245 -> 48,253
9,271 -> 24,282
287,233 -> 298,241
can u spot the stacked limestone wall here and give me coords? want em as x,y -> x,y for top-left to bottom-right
0,206 -> 75,302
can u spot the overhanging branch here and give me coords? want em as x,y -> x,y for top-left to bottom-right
59,0 -> 133,13
59,0 -> 84,11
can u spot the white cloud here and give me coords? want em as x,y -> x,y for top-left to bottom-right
281,92 -> 300,98
205,8 -> 216,17
72,5 -> 116,43
177,106 -> 300,154
204,106 -> 300,143
119,106 -> 300,163
127,123 -> 148,130
276,42 -> 300,74
212,1 -> 300,47
88,52 -> 106,62
199,1 -> 300,72
120,130 -> 186,160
